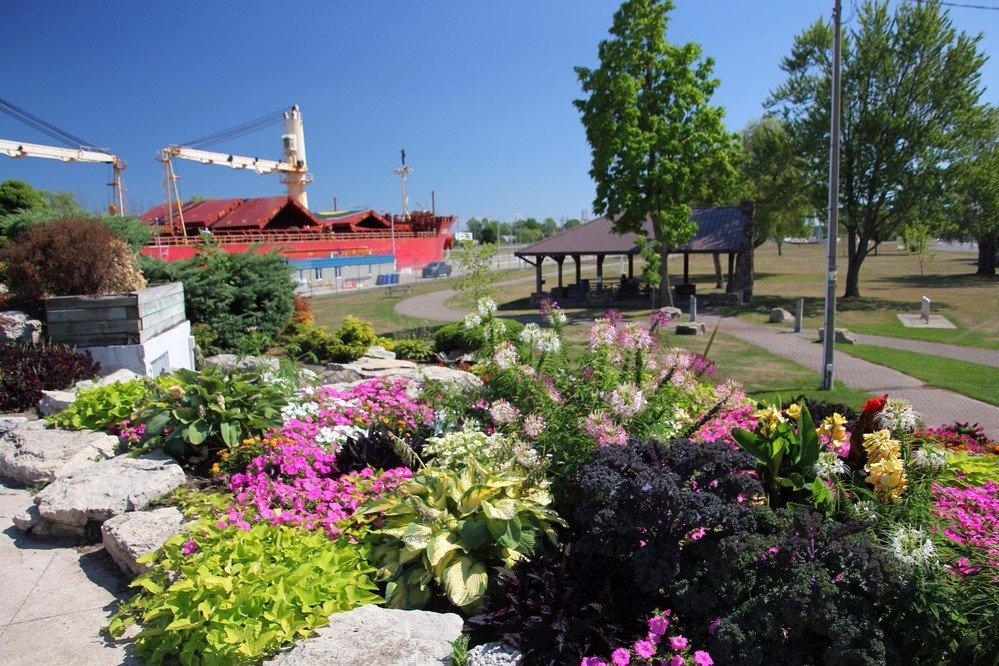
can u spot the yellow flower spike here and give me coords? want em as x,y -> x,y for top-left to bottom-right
785,403 -> 801,420
211,463 -> 220,475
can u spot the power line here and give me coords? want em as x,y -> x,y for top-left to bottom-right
177,108 -> 287,148
901,0 -> 999,11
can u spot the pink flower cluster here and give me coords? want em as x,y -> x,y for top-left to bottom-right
696,404 -> 757,447
585,412 -> 628,448
111,419 -> 145,446
220,438 -> 411,537
916,424 -> 998,455
581,610 -> 713,666
932,481 -> 999,573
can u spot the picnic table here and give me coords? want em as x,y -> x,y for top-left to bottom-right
385,284 -> 413,298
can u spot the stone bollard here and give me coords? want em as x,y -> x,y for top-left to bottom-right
689,296 -> 697,322
794,298 -> 804,333
921,295 -> 931,323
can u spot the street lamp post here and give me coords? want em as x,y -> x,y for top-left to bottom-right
392,149 -> 412,273
821,0 -> 843,390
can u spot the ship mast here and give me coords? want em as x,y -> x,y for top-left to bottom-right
392,149 -> 413,270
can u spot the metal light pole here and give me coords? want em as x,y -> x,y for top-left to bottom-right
392,149 -> 412,272
821,0 -> 842,391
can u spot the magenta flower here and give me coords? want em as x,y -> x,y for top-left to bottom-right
647,614 -> 669,637
668,656 -> 683,666
181,539 -> 198,556
668,635 -> 688,651
610,648 -> 631,666
580,659 -> 608,666
707,617 -> 722,635
633,640 -> 656,659
693,650 -> 714,666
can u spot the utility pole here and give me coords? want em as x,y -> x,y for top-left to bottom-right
392,149 -> 413,271
821,0 -> 842,391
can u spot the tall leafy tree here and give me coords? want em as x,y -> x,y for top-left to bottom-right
575,0 -> 737,303
0,179 -> 48,217
946,105 -> 997,276
769,1 -> 987,297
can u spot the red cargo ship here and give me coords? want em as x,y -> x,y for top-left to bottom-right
139,196 -> 455,269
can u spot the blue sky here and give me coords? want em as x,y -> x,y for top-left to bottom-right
1,1 -> 995,222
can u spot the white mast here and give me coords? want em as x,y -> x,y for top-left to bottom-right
281,105 -> 309,208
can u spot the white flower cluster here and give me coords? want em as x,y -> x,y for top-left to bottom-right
520,323 -> 561,354
909,445 -> 947,472
546,308 -> 568,328
607,382 -> 647,420
813,450 -> 848,479
891,526 -> 938,572
492,341 -> 519,369
423,428 -> 539,472
314,425 -> 366,451
875,398 -> 920,434
463,312 -> 482,330
476,297 -> 498,317
850,500 -> 878,523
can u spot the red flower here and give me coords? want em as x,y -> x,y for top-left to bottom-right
862,394 -> 888,414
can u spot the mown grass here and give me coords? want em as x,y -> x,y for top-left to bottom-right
837,343 -> 999,406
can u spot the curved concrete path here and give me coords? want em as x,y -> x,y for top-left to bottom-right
847,333 -> 999,368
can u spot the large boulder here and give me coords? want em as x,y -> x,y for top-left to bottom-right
467,642 -> 524,666
267,605 -> 463,666
0,421 -> 117,486
26,450 -> 185,537
769,307 -> 794,324
327,356 -> 420,379
817,327 -> 859,345
38,389 -> 77,417
203,354 -> 280,372
364,345 -> 397,360
102,507 -> 187,577
410,365 -> 482,391
0,310 -> 42,345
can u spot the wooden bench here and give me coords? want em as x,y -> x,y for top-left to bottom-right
385,284 -> 414,298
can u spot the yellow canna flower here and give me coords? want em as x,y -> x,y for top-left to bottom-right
754,404 -> 786,435
862,429 -> 900,463
865,456 -> 908,502
785,403 -> 802,420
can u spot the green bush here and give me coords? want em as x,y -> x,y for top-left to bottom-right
135,365 -> 288,469
392,338 -> 435,361
363,462 -> 564,611
434,318 -> 525,354
281,316 -> 378,363
106,522 -> 381,664
48,379 -> 150,431
0,209 -> 150,250
142,246 -> 295,354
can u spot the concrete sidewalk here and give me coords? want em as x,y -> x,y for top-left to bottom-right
845,333 -> 999,368
0,484 -> 137,665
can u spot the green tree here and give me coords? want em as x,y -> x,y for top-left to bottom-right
575,0 -> 738,304
453,240 -> 498,302
738,117 -> 812,255
0,180 -> 48,217
479,226 -> 498,244
562,218 -> 582,230
43,190 -> 83,216
769,1 -> 987,297
946,106 -> 997,276
541,217 -> 558,237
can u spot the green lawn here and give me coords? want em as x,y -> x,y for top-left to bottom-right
310,280 -> 449,338
837,343 -> 999,406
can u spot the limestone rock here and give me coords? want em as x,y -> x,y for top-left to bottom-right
319,366 -> 365,385
364,345 -> 397,360
101,507 -> 186,577
817,327 -> 859,345
411,365 -> 482,391
663,306 -> 683,318
0,310 -> 42,345
31,450 -> 185,537
467,642 -> 524,666
769,308 -> 794,324
0,421 -> 117,486
203,354 -> 280,372
674,323 -> 706,336
38,390 -> 77,417
97,368 -> 141,386
0,416 -> 29,437
331,356 -> 420,378
267,605 -> 463,666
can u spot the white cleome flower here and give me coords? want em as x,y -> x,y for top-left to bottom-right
463,312 -> 483,330
492,341 -> 519,369
875,398 -> 920,433
533,329 -> 561,354
813,451 -> 848,479
476,297 -> 498,317
891,526 -> 938,572
910,446 -> 947,472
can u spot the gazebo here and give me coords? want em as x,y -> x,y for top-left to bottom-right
515,204 -> 755,303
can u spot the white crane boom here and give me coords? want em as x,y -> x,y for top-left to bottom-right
158,146 -> 299,174
0,139 -> 126,215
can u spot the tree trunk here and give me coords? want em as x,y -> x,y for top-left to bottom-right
658,250 -> 673,307
844,236 -> 868,298
713,253 -> 723,289
976,231 -> 996,276
776,239 -> 783,256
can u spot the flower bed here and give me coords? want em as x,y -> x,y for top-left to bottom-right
75,301 -> 997,665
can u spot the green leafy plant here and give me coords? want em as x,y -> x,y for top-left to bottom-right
47,378 -> 175,431
106,522 -> 381,665
434,318 -> 524,354
391,338 -> 435,361
135,365 -> 287,468
731,404 -> 831,511
363,462 -> 564,611
281,316 -> 379,363
0,343 -> 99,411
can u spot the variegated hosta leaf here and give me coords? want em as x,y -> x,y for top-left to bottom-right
442,556 -> 488,607
400,524 -> 433,551
458,485 -> 499,514
481,498 -> 518,520
426,531 -> 463,567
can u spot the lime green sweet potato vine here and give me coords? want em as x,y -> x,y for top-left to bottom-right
106,522 -> 381,665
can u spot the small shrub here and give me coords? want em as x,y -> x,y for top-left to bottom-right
106,522 -> 381,664
0,217 -> 145,300
47,379 -> 150,431
142,245 -> 295,354
136,365 -> 287,469
291,294 -> 313,323
281,316 -> 380,364
434,318 -> 525,354
392,338 -> 434,361
0,343 -> 99,411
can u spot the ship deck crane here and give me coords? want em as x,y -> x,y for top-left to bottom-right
0,97 -> 126,215
158,105 -> 311,235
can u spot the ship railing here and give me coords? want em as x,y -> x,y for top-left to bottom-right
146,229 -> 438,247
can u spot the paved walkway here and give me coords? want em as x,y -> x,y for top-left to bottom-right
0,485 -> 136,665
846,333 -> 999,368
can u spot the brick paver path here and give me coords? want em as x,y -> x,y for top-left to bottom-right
700,314 -> 999,437
846,333 -> 999,368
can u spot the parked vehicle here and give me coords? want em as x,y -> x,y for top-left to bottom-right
421,261 -> 452,278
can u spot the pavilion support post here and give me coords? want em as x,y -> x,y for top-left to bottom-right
628,254 -> 634,279
555,256 -> 564,293
683,254 -> 690,284
596,254 -> 605,288
535,256 -> 544,295
726,253 -> 735,293
573,254 -> 582,284
713,253 -> 724,289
